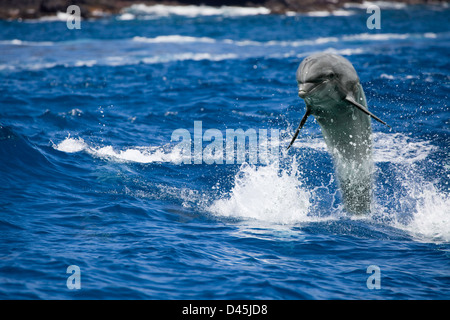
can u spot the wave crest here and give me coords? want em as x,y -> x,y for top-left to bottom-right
120,4 -> 270,19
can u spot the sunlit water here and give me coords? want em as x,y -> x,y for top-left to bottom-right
0,3 -> 449,299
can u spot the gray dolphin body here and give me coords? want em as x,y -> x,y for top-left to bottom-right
288,53 -> 389,214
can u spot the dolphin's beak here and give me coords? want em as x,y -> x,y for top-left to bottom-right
298,90 -> 307,98
298,82 -> 319,98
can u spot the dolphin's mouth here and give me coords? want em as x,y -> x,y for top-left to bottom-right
298,90 -> 308,98
298,81 -> 327,98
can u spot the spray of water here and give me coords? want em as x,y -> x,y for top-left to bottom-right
54,132 -> 449,242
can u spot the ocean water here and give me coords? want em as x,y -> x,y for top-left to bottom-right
0,3 -> 449,300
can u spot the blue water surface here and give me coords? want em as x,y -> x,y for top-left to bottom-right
0,4 -> 449,299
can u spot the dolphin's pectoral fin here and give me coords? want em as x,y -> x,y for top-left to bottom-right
287,108 -> 311,150
344,95 -> 390,128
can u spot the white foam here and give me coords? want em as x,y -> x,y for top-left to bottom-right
2,52 -> 238,72
344,1 -> 407,9
342,33 -> 410,41
117,13 -> 135,21
424,32 -> 438,38
0,64 -> 14,71
68,108 -> 83,116
398,183 -> 450,242
322,47 -> 365,56
374,164 -> 450,243
133,35 -> 341,47
93,145 -> 181,163
0,39 -> 54,46
27,62 -> 59,70
130,32 -> 439,48
54,132 -> 448,242
142,53 -> 238,64
373,133 -> 436,164
0,62 -> 60,71
104,56 -> 127,66
38,11 -> 76,21
132,35 -> 216,44
53,137 -> 88,153
380,73 -> 420,80
288,132 -> 436,164
265,37 -> 340,47
285,136 -> 327,152
121,4 -> 270,18
53,136 -> 187,164
260,32 -> 442,48
74,60 -> 97,67
50,128 -> 426,170
380,73 -> 395,80
208,161 -> 314,224
306,9 -> 357,17
272,47 -> 366,60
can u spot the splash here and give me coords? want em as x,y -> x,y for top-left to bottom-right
287,132 -> 437,165
207,160 -> 314,224
373,163 -> 450,243
54,133 -> 449,242
53,136 -> 88,153
398,182 -> 450,242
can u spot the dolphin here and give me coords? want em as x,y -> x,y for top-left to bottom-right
287,53 -> 389,214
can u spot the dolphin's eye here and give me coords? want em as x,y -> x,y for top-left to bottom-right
328,73 -> 335,79
307,77 -> 323,84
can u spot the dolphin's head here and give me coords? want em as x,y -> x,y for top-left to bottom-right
296,53 -> 359,106
287,52 -> 389,151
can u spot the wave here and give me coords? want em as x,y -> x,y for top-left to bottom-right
117,1 -> 419,20
207,156 -> 449,242
132,35 -> 216,44
0,39 -> 54,46
380,73 -> 420,81
117,1 -> 447,20
0,30 -> 443,71
0,53 -> 239,71
53,132 -> 436,167
131,31 -> 442,47
119,4 -> 270,19
11,30 -> 443,71
37,11 -> 74,22
341,32 -> 439,41
294,0 -> 428,17
305,9 -> 357,17
53,131 -> 448,242
131,34 -> 341,47
0,48 -> 364,72
0,33 -> 420,48
7,31 -> 441,48
143,52 -> 238,63
344,1 -> 408,10
52,136 -> 186,164
208,158 -> 449,243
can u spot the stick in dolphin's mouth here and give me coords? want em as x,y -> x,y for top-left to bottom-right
287,108 -> 310,150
